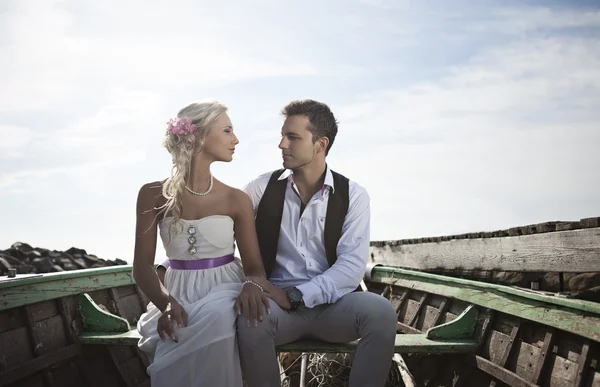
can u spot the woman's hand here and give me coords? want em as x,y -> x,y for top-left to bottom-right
157,296 -> 188,342
234,278 -> 270,327
244,276 -> 291,312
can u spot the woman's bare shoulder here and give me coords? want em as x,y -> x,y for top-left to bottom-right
215,181 -> 252,213
137,180 -> 167,209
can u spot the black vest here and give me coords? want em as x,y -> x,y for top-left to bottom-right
255,168 -> 350,279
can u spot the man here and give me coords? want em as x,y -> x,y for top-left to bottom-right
238,99 -> 397,387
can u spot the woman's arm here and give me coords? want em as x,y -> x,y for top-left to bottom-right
232,189 -> 290,321
232,189 -> 268,279
132,182 -> 171,312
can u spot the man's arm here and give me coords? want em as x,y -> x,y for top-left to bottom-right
296,185 -> 370,308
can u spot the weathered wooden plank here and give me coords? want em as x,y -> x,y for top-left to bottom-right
0,266 -> 135,312
407,293 -> 428,327
22,305 -> 56,385
511,340 -> 541,383
475,355 -> 538,387
0,308 -> 23,334
396,321 -> 422,334
79,328 -> 479,354
532,329 -> 554,385
370,227 -> 600,272
108,288 -> 125,317
371,267 -> 600,343
547,351 -> 580,386
390,290 -> 408,315
0,327 -> 33,370
29,300 -> 59,322
47,359 -> 85,387
108,347 -> 136,387
455,311 -> 495,387
427,298 -> 449,331
487,331 -> 511,365
57,297 -> 78,343
573,341 -> 590,387
31,315 -> 69,356
4,373 -> 45,387
111,354 -> 148,387
0,344 -> 80,387
79,345 -> 126,387
116,285 -> 138,298
490,322 -> 520,387
119,294 -> 144,326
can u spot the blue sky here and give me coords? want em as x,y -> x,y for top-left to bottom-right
1,0 -> 599,263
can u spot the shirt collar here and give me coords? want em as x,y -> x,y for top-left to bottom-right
278,165 -> 335,194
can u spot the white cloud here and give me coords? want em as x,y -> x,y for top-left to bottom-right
1,1 -> 599,261
0,125 -> 34,150
333,32 -> 600,239
0,149 -> 145,189
0,0 -> 317,112
479,7 -> 600,34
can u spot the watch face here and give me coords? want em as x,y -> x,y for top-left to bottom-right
287,288 -> 303,303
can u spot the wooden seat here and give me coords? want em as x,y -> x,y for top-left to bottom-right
76,293 -> 479,355
79,329 -> 478,354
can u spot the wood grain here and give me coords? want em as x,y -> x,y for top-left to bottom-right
370,227 -> 600,272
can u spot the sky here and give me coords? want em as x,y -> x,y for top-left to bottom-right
1,0 -> 599,263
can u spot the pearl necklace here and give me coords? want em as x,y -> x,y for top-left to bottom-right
185,175 -> 214,196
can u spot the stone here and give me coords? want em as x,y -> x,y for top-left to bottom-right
0,242 -> 128,275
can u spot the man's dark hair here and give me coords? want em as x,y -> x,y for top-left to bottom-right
282,99 -> 338,155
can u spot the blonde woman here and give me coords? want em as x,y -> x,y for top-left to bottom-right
133,100 -> 287,386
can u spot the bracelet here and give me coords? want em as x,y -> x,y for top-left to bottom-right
243,280 -> 264,292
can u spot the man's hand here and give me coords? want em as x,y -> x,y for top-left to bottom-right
263,285 -> 291,311
157,296 -> 188,342
234,280 -> 270,327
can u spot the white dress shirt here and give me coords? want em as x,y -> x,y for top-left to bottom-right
243,166 -> 370,308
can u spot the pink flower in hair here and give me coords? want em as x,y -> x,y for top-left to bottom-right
167,116 -> 196,137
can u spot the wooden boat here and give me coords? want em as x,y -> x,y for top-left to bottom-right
1,217 -> 599,386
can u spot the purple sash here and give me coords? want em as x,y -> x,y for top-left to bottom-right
168,254 -> 234,270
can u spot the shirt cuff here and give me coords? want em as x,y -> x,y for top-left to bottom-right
295,281 -> 322,308
157,259 -> 170,270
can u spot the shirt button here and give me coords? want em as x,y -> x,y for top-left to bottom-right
300,242 -> 303,247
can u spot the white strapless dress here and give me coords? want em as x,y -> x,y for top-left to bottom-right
137,215 -> 245,387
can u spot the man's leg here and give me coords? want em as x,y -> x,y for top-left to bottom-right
237,298 -> 309,387
309,291 -> 397,387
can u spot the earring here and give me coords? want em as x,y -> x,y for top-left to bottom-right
194,142 -> 204,155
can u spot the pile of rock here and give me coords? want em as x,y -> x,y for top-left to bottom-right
0,242 -> 128,275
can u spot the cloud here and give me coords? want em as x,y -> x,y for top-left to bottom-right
0,125 -> 34,150
474,6 -> 600,35
332,25 -> 600,239
1,1 -> 599,261
0,149 -> 145,189
0,0 -> 318,112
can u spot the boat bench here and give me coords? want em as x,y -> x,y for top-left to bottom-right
76,293 -> 479,355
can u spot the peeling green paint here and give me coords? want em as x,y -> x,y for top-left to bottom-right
371,266 -> 600,315
0,266 -> 135,311
426,304 -> 478,340
371,267 -> 600,343
77,293 -> 130,333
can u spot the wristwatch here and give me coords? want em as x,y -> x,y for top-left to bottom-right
285,287 -> 304,311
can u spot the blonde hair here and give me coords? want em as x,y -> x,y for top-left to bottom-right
157,100 -> 228,236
